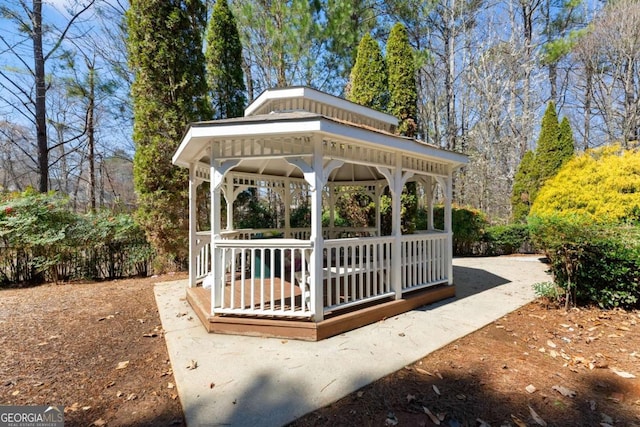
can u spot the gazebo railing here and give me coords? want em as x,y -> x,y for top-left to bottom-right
212,239 -> 314,318
322,236 -> 394,313
400,232 -> 449,292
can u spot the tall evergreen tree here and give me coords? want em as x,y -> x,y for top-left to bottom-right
511,150 -> 536,222
511,102 -> 575,221
127,0 -> 212,270
558,116 -> 576,162
386,23 -> 418,137
206,0 -> 246,119
347,33 -> 388,111
535,102 -> 573,188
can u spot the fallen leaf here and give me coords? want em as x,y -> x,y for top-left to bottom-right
529,405 -> 547,426
432,384 -> 440,395
423,407 -> 440,425
116,391 -> 123,398
415,368 -> 432,376
601,413 -> 613,424
552,385 -> 576,397
167,382 -> 175,389
549,350 -> 558,358
385,412 -> 398,426
126,393 -> 137,401
143,333 -> 158,338
66,403 -> 80,413
406,393 -> 416,403
82,406 -> 91,411
93,419 -> 106,426
476,418 -> 491,427
186,360 -> 198,370
435,371 -> 443,379
547,339 -> 557,348
525,384 -> 537,394
115,360 -> 129,370
11,390 -> 19,396
511,415 -> 527,427
356,391 -> 364,398
610,367 -> 636,378
589,400 -> 597,411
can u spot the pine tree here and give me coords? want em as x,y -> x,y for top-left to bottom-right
511,150 -> 536,223
127,0 -> 212,270
206,0 -> 246,119
347,33 -> 388,111
386,23 -> 417,137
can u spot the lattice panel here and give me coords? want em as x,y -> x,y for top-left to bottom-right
323,139 -> 396,168
402,155 -> 448,176
217,136 -> 312,158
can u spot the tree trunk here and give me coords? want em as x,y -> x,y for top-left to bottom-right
33,0 -> 48,192
88,63 -> 96,212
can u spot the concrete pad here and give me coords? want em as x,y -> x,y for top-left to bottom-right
154,255 -> 550,427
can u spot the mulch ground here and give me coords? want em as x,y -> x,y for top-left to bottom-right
1,276 -> 639,426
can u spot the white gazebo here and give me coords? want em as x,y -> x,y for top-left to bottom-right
172,87 -> 467,340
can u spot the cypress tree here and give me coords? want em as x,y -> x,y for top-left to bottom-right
558,116 -> 575,164
511,150 -> 536,223
534,101 -> 562,187
205,0 -> 246,119
347,33 -> 388,111
386,23 -> 417,137
127,0 -> 212,270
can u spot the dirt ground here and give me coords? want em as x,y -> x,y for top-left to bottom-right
1,276 -> 639,427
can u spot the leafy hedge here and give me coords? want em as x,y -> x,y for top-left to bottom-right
0,189 -> 153,286
529,215 -> 639,309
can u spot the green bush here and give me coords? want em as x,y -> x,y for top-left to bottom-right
483,223 -> 532,255
529,214 -> 640,309
0,189 -> 152,286
420,205 -> 488,256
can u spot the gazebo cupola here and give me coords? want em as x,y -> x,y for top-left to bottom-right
172,86 -> 467,340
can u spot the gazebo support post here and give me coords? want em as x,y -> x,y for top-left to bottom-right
445,170 -> 454,284
209,153 -> 241,315
188,165 -> 198,288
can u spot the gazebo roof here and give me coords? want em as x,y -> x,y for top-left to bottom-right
172,87 -> 467,182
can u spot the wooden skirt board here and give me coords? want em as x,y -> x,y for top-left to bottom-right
186,283 -> 456,341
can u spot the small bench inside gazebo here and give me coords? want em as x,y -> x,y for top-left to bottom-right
172,87 -> 468,341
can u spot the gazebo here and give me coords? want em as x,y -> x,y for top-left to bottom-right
172,87 -> 467,340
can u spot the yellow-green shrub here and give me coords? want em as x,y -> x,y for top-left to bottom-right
531,145 -> 640,223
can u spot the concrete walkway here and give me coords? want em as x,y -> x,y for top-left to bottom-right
154,255 -> 550,427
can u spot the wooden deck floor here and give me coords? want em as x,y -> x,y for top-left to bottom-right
186,281 -> 456,341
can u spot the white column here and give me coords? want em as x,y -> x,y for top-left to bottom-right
188,165 -> 198,288
285,151 -> 343,322
392,154 -> 403,300
425,176 -> 434,230
377,157 -> 414,300
284,178 -> 291,237
210,153 -> 241,314
224,179 -> 234,231
444,170 -> 454,284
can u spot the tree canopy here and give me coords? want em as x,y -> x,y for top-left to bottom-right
347,33 -> 388,111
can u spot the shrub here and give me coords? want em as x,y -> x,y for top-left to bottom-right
529,214 -> 640,309
483,223 -> 532,255
531,144 -> 640,223
423,205 -> 488,255
0,189 -> 152,286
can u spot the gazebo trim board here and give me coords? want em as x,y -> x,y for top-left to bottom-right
172,86 -> 468,341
